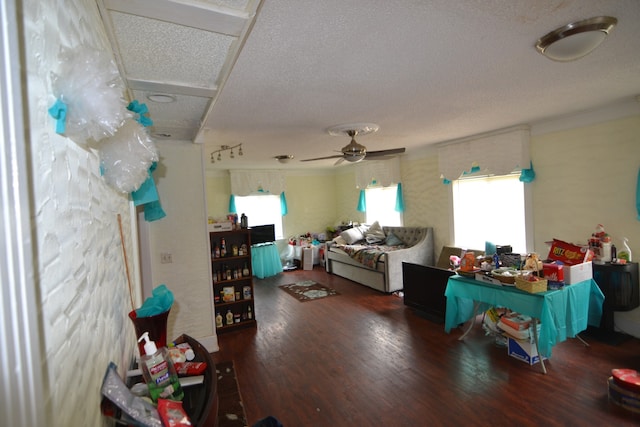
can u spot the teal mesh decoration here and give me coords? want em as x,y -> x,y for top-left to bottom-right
131,163 -> 159,206
357,189 -> 366,212
462,165 -> 481,175
442,177 -> 451,185
395,183 -> 405,212
280,192 -> 288,216
228,194 -> 236,213
144,200 -> 166,222
519,161 -> 536,183
127,100 -> 153,127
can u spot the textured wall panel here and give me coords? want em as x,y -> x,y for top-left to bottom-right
25,0 -> 138,425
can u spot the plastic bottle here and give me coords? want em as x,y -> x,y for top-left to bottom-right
619,238 -> 632,262
137,332 -> 183,402
215,312 -> 223,328
226,310 -> 234,325
241,213 -> 248,229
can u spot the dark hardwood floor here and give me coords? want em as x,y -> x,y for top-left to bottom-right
212,266 -> 640,426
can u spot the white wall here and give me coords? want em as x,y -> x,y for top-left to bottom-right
148,141 -> 217,350
25,0 -> 138,425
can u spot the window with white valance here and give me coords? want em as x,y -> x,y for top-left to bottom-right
229,170 -> 286,196
438,126 -> 530,181
355,157 -> 401,188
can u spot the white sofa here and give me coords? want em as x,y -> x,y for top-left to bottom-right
325,226 -> 435,293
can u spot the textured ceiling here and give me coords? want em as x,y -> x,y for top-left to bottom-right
98,0 -> 640,170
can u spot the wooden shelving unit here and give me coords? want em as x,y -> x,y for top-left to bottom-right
210,228 -> 256,334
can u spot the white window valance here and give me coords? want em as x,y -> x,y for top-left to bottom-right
230,170 -> 285,196
438,126 -> 531,181
355,157 -> 401,189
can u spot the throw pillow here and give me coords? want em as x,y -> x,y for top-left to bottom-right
340,227 -> 365,245
365,221 -> 386,244
384,231 -> 404,246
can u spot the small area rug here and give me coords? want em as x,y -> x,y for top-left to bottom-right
217,361 -> 248,427
279,280 -> 340,302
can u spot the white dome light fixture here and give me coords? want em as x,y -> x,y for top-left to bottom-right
536,16 -> 617,62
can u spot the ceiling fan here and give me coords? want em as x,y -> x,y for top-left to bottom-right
301,123 -> 405,164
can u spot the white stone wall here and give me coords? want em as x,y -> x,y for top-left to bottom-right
25,0 -> 138,425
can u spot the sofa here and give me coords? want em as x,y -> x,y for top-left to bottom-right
325,225 -> 435,293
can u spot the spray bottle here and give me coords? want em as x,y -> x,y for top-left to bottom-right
138,332 -> 184,402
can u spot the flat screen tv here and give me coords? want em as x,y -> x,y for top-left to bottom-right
250,224 -> 275,245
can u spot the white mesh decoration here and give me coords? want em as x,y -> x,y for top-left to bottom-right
99,120 -> 159,193
50,46 -> 131,145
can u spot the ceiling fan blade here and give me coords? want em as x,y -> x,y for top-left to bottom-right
365,148 -> 406,157
300,154 -> 343,162
334,158 -> 345,166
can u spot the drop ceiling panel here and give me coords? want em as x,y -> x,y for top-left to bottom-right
133,90 -> 210,124
110,11 -> 235,87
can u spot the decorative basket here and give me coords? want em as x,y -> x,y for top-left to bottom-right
514,276 -> 548,293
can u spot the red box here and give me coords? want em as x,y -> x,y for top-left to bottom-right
543,263 -> 564,282
547,239 -> 594,266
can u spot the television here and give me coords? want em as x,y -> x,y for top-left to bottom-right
250,224 -> 275,245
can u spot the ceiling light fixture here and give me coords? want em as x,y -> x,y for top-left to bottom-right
146,93 -> 177,103
210,143 -> 243,164
536,16 -> 617,62
274,155 -> 294,164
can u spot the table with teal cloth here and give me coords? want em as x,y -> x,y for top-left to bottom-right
444,275 -> 604,357
251,243 -> 283,279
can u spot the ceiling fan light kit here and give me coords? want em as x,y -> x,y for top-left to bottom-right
536,16 -> 617,62
300,122 -> 406,164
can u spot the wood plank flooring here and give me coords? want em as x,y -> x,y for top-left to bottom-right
212,266 -> 640,426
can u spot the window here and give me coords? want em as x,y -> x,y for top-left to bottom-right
364,185 -> 402,226
233,194 -> 284,239
452,174 -> 529,254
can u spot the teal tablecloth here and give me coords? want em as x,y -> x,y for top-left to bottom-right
251,243 -> 283,279
444,276 -> 604,357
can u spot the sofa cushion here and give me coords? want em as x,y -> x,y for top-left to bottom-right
365,221 -> 386,244
384,231 -> 404,246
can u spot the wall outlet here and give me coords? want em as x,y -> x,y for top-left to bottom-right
160,252 -> 173,264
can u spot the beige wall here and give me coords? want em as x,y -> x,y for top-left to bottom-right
206,113 -> 640,336
531,115 -> 640,258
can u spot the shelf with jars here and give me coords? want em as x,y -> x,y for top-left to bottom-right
210,228 -> 256,334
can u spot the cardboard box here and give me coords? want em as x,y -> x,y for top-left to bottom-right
547,239 -> 594,265
208,222 -> 233,232
562,261 -> 593,284
508,337 -> 545,366
302,247 -> 313,270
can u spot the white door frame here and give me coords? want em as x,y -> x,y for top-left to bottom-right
0,0 -> 46,424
